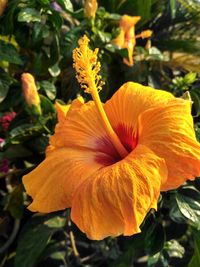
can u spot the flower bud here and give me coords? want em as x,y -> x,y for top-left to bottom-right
21,73 -> 42,116
140,30 -> 152,39
0,0 -> 7,16
84,0 -> 98,19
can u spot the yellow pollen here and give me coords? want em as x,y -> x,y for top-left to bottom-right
73,35 -> 128,158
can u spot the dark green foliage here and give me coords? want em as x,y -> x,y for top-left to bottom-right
1,0 -> 200,267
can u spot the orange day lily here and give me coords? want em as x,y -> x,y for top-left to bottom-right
113,15 -> 152,66
23,36 -> 200,240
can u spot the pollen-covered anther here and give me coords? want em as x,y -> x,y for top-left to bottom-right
72,35 -> 104,94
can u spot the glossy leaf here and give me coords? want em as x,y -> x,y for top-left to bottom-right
0,41 -> 23,65
188,231 -> 200,267
40,81 -> 57,100
169,188 -> 200,229
14,213 -> 67,267
18,8 -> 41,23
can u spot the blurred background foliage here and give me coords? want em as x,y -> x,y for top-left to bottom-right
0,0 -> 200,266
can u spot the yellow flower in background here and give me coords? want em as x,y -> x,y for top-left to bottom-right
0,0 -> 7,16
113,15 -> 141,66
23,36 -> 200,240
21,73 -> 42,115
113,15 -> 153,66
84,0 -> 98,18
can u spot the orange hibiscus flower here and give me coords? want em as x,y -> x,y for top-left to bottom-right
23,36 -> 200,240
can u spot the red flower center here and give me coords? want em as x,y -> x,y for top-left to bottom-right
95,123 -> 138,166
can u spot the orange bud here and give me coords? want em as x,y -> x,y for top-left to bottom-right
21,73 -> 41,114
84,0 -> 98,18
145,39 -> 151,50
0,0 -> 8,16
140,30 -> 152,39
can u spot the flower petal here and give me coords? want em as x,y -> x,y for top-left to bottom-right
55,101 -> 70,122
120,15 -> 141,30
50,83 -> 173,157
104,82 -> 174,152
49,96 -> 86,149
23,147 -> 103,213
105,82 -> 174,132
71,145 -> 167,240
50,99 -> 118,158
139,99 -> 200,190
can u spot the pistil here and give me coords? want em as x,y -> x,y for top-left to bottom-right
73,35 -> 128,158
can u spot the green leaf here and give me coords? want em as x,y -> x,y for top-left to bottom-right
9,124 -> 43,142
6,184 -> 24,219
14,213 -> 67,267
40,81 -> 57,100
169,188 -> 200,229
0,41 -> 23,65
4,144 -> 32,159
144,222 -> 165,256
190,91 -> 200,117
159,39 -> 200,56
41,242 -> 67,264
37,0 -> 50,5
48,63 -> 61,77
49,11 -> 63,31
148,47 -> 164,61
136,0 -> 152,24
116,0 -> 155,25
18,8 -> 41,23
97,31 -> 112,43
56,0 -> 73,12
0,72 -> 13,103
25,135 -> 49,154
170,0 -> 176,18
32,23 -> 50,44
188,231 -> 200,267
164,240 -> 185,259
40,95 -> 56,114
184,72 -> 197,84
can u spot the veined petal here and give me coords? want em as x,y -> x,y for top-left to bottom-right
139,99 -> 200,190
49,96 -> 85,149
45,102 -> 71,155
50,99 -> 118,158
71,145 -> 167,240
55,102 -> 70,122
23,148 -> 103,213
50,83 -> 173,159
113,29 -> 126,47
104,82 -> 174,151
120,15 -> 141,30
123,39 -> 135,66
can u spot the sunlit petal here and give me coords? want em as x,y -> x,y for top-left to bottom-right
23,147 -> 103,213
71,145 -> 167,240
104,82 -> 173,150
139,99 -> 200,190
